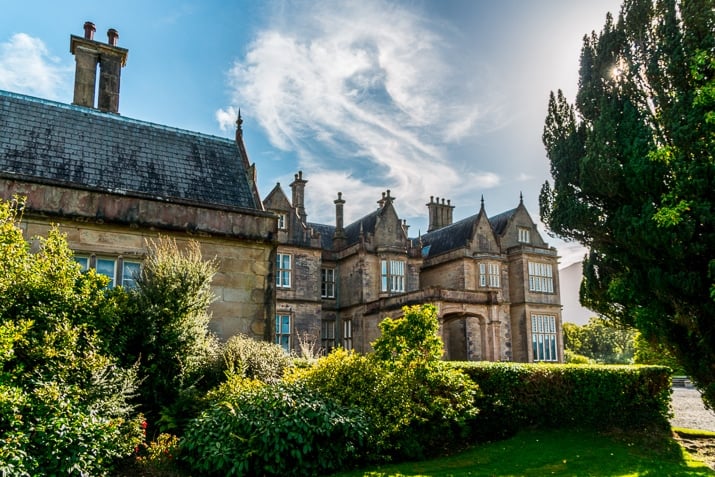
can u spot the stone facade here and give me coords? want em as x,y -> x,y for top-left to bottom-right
265,176 -> 564,363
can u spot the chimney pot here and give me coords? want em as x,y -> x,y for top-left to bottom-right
83,21 -> 96,40
107,28 -> 119,46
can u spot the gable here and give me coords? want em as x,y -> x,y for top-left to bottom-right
498,204 -> 547,248
0,90 -> 259,211
263,183 -> 292,211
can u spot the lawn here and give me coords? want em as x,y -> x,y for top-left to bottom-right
330,429 -> 715,477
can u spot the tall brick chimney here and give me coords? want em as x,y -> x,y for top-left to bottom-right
70,22 -> 128,113
290,171 -> 308,223
426,196 -> 454,232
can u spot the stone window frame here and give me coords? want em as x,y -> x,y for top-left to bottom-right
276,253 -> 292,288
531,314 -> 558,362
479,262 -> 500,288
321,268 -> 335,298
343,319 -> 353,350
277,213 -> 287,230
321,319 -> 335,354
518,227 -> 531,244
75,254 -> 141,290
380,258 -> 405,293
527,261 -> 554,293
275,313 -> 292,353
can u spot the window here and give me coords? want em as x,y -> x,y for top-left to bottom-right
74,255 -> 141,289
122,261 -> 141,289
479,262 -> 500,288
532,314 -> 558,362
380,259 -> 405,293
276,253 -> 291,288
518,227 -> 531,243
74,255 -> 89,271
528,261 -> 554,293
343,319 -> 353,350
321,268 -> 335,298
96,257 -> 117,288
277,213 -> 287,230
275,314 -> 291,352
321,320 -> 335,353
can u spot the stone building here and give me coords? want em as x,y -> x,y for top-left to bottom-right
264,174 -> 563,363
0,23 -> 276,341
0,22 -> 562,363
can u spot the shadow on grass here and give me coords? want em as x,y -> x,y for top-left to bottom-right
331,429 -> 715,477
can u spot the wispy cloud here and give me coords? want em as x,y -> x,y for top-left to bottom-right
0,33 -> 70,100
221,0 -> 505,224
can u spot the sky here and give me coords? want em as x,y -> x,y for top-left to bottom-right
0,0 -> 622,269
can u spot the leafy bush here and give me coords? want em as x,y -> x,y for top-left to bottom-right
106,237 -> 221,432
0,196 -> 143,475
181,380 -> 369,476
458,362 -> 671,440
220,333 -> 292,383
290,304 -> 480,462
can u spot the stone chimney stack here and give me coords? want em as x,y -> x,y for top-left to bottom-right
333,192 -> 346,249
70,22 -> 128,113
426,196 -> 454,232
290,171 -> 308,223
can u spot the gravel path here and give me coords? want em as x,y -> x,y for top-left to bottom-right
670,387 -> 715,432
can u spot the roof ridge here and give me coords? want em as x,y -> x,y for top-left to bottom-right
0,89 -> 234,145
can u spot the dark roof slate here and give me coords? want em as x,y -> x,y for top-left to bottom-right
488,208 -> 517,235
420,213 -> 477,257
0,90 -> 259,210
308,222 -> 335,250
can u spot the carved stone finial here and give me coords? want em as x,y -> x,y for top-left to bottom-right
236,109 -> 243,134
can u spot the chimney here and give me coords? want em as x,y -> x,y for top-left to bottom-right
70,22 -> 128,113
333,192 -> 346,249
427,196 -> 454,232
290,171 -> 308,223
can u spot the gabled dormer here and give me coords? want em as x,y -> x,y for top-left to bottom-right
489,194 -> 547,250
373,190 -> 409,252
263,183 -> 292,233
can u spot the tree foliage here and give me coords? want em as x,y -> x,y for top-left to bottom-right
540,0 -> 715,406
108,237 -> 221,431
0,196 -> 142,476
563,317 -> 636,364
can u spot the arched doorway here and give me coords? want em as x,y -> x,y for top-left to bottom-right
441,313 -> 485,361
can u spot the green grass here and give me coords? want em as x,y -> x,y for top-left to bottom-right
330,429 -> 715,477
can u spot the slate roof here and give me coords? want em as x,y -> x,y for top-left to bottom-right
419,207 -> 518,258
420,213 -> 478,257
308,222 -> 335,250
0,90 -> 259,210
488,208 -> 517,235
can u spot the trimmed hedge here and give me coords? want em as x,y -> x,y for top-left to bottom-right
454,362 -> 671,440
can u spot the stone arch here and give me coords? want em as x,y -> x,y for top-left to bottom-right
441,312 -> 486,361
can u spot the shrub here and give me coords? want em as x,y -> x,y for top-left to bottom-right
181,380 -> 368,476
0,196 -> 143,475
107,237 -> 221,432
458,362 -> 671,439
289,305 -> 480,462
220,333 -> 292,383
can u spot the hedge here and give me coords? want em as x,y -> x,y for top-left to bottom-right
454,362 -> 672,439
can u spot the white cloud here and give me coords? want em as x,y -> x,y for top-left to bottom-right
216,106 -> 238,132
0,33 -> 70,100
219,0 -> 503,224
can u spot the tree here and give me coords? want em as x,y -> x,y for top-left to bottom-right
563,318 -> 636,364
109,237 -> 220,431
540,0 -> 715,406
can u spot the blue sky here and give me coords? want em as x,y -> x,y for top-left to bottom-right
0,0 -> 621,266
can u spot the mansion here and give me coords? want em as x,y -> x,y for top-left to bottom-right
0,23 -> 563,363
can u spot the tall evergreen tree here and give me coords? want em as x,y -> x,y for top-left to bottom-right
541,0 -> 715,406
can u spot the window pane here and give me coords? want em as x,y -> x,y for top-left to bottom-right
96,258 -> 116,288
74,256 -> 89,272
122,261 -> 141,289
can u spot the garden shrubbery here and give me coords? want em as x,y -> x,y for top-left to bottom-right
458,361 -> 672,441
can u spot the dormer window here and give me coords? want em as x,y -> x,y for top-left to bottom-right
277,213 -> 287,230
518,227 -> 531,244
